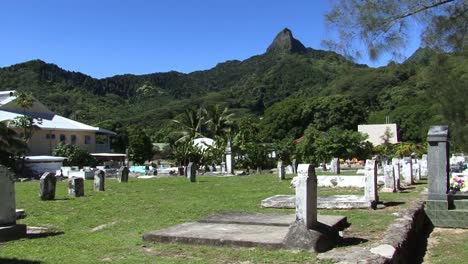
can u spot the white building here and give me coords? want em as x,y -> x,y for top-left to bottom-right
358,124 -> 398,146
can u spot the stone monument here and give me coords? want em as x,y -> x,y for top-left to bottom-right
0,165 -> 27,242
330,158 -> 340,174
283,164 -> 339,252
364,159 -> 378,209
39,172 -> 57,200
383,164 -> 397,192
119,166 -> 129,183
68,177 -> 84,197
402,157 -> 414,185
187,162 -> 196,182
277,161 -> 285,180
391,158 -> 401,190
292,159 -> 298,174
225,140 -> 234,175
94,170 -> 105,191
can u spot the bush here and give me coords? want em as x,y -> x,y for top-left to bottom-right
52,143 -> 96,167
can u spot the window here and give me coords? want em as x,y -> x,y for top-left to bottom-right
84,135 -> 91,144
46,134 -> 56,139
71,135 -> 77,144
60,134 -> 66,143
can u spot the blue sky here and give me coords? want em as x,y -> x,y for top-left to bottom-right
0,1 -> 421,78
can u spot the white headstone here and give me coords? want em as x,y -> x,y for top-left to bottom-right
225,141 -> 234,174
421,155 -> 428,177
39,172 -> 57,200
402,157 -> 413,185
364,159 -> 378,208
94,170 -> 105,191
330,158 -> 340,174
392,158 -> 401,190
293,164 -> 317,229
383,165 -> 396,192
0,166 -> 16,226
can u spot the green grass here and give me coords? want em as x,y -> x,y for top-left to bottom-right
424,227 -> 468,263
0,175 -> 426,263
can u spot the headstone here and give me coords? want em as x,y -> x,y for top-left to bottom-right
221,162 -> 226,173
414,159 -> 422,181
0,166 -> 17,227
421,155 -> 428,177
402,157 -> 414,185
364,159 -> 378,209
178,167 -> 184,176
330,158 -> 340,174
427,126 -> 449,200
187,162 -> 196,182
392,158 -> 401,190
286,165 -> 294,174
292,159 -> 298,174
119,166 -> 129,183
383,165 -> 396,192
225,141 -> 234,174
277,161 -> 285,180
0,165 -> 27,242
294,164 -> 317,228
39,172 -> 56,200
94,170 -> 105,192
68,177 -> 84,197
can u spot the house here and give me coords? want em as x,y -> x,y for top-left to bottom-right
357,124 -> 398,146
0,90 -> 116,156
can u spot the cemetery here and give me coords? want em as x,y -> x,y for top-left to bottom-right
1,125 -> 466,263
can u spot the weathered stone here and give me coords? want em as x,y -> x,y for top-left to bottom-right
277,161 -> 285,180
283,220 -> 338,253
383,165 -> 396,192
68,177 -> 84,197
0,165 -> 27,242
402,157 -> 414,185
225,141 -> 234,175
330,158 -> 340,174
421,155 -> 428,177
294,164 -> 317,228
392,158 -> 401,190
0,166 -> 17,226
94,170 -> 105,191
187,162 -> 196,182
427,125 -> 449,200
119,166 -> 129,183
365,159 -> 378,209
178,167 -> 184,176
39,172 -> 56,200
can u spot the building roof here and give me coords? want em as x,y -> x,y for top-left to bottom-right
0,90 -> 115,135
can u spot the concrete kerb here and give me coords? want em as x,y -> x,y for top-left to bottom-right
317,199 -> 430,264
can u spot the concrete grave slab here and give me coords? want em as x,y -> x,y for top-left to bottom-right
143,212 -> 347,250
261,194 -> 372,209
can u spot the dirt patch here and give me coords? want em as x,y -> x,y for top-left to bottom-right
90,221 -> 117,232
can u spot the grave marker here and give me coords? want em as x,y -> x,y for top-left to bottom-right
94,170 -> 105,191
119,166 -> 129,183
187,162 -> 196,182
364,159 -> 378,209
294,164 -> 317,228
383,165 -> 396,192
68,177 -> 84,197
277,161 -> 285,180
39,172 -> 56,200
402,157 -> 414,185
392,158 -> 401,190
330,158 -> 340,174
225,141 -> 234,175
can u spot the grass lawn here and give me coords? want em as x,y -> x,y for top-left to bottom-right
1,174 -> 426,264
423,227 -> 468,263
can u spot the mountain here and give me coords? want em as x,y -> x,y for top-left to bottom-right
0,28 -> 449,145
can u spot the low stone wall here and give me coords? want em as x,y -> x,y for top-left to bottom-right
318,199 -> 430,263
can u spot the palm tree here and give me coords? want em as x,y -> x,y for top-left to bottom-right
204,104 -> 234,138
172,107 -> 205,143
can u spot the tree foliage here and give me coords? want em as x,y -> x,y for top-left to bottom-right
127,129 -> 153,165
324,0 -> 467,60
52,143 -> 96,167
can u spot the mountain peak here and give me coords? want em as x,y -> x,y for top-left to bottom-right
266,28 -> 307,54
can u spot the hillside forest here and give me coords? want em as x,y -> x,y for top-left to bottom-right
0,29 -> 466,166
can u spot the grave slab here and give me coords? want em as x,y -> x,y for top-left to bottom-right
143,212 -> 347,250
261,194 -> 372,209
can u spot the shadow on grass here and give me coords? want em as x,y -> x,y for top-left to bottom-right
27,231 -> 64,240
0,258 -> 42,264
383,201 -> 405,207
337,237 -> 368,247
